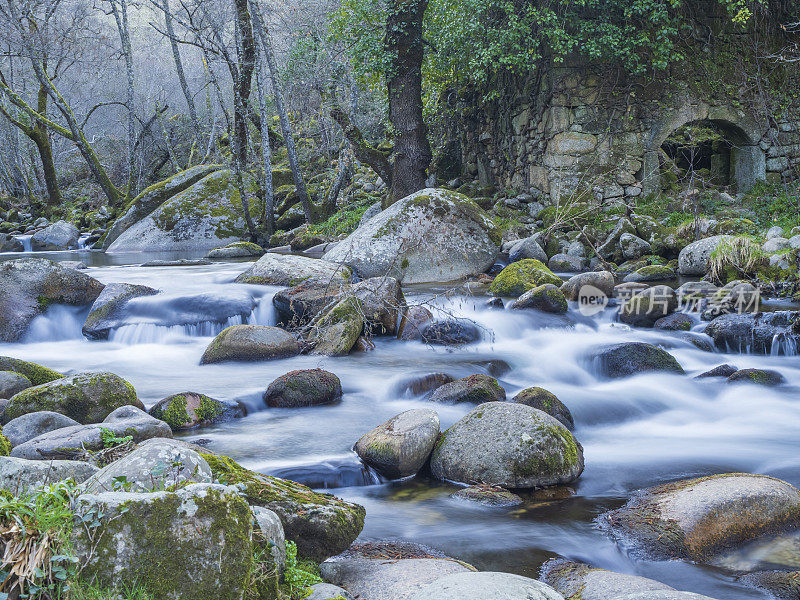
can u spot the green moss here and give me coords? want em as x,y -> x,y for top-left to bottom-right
489,259 -> 562,297
152,394 -> 191,430
512,423 -> 580,480
0,428 -> 10,456
0,356 -> 63,385
196,395 -> 226,422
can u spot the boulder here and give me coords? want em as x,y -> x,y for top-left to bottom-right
789,234 -> 800,250
549,253 -> 586,273
0,258 -> 104,342
0,357 -> 63,385
398,306 -> 434,341
72,483 -> 253,600
0,371 -> 31,399
609,594 -> 718,599
431,402 -> 584,489
3,372 -> 142,424
740,570 -> 800,600
704,311 -> 800,354
264,369 -> 342,407
0,456 -> 98,495
561,271 -> 615,301
512,387 -> 574,429
391,372 -> 453,396
251,505 -> 287,585
81,282 -> 159,340
509,236 -> 548,263
236,252 -> 352,286
358,201 -> 382,226
727,368 -> 786,386
539,558 -> 674,600
81,438 -> 213,493
511,283 -> 568,313
623,265 -> 677,283
654,313 -> 695,331
149,392 -> 245,430
354,409 -> 440,479
2,411 -> 79,446
619,286 -> 678,328
409,571 -> 566,600
10,406 -> 172,460
30,220 -> 79,250
309,297 -> 364,356
763,237 -> 791,253
273,282 -> 343,327
107,169 -> 257,253
0,233 -> 23,252
620,233 -> 652,260
305,583 -> 356,600
428,374 -> 506,404
696,364 -> 738,378
352,277 -> 405,335
766,225 -> 785,239
200,325 -> 300,364
601,473 -> 800,560
206,241 -> 265,258
323,188 -> 500,284
590,343 -> 684,378
420,319 -> 482,345
201,453 -> 365,561
103,164 -> 221,248
678,236 -> 732,276
451,485 -> 523,507
490,259 -> 562,297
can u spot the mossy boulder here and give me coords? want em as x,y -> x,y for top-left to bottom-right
601,473 -> 800,561
323,188 -> 500,284
539,558 -> 675,600
273,282 -> 344,327
72,483 -> 253,600
590,342 -> 684,378
654,312 -> 696,331
235,253 -> 352,286
560,271 -> 615,301
489,259 -> 562,298
309,297 -> 364,356
149,391 -> 246,430
430,402 -> 584,489
206,241 -> 265,259
619,285 -> 678,328
263,369 -> 342,408
81,282 -> 159,340
352,277 -> 405,336
622,265 -> 677,283
201,453 -> 365,561
727,368 -> 786,386
354,409 -> 440,479
0,371 -> 31,399
510,283 -> 568,313
512,387 -> 574,430
200,325 -> 300,364
3,372 -> 143,424
428,374 -> 505,404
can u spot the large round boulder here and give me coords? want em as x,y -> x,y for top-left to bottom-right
149,392 -> 245,430
619,285 -> 678,328
561,271 -> 615,301
200,325 -> 300,364
511,283 -> 568,313
590,343 -> 684,378
2,411 -> 80,447
601,473 -> 800,561
235,253 -> 352,286
355,409 -> 440,479
428,374 -> 505,404
264,369 -> 342,408
323,188 -> 500,284
678,235 -> 732,276
30,220 -> 79,250
490,259 -> 562,298
3,372 -> 143,424
430,402 -> 584,489
509,235 -> 548,263
0,258 -> 105,342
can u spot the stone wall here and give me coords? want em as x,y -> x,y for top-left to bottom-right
457,58 -> 800,206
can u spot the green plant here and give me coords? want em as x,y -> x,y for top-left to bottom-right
308,197 -> 374,238
99,428 -> 133,449
708,235 -> 768,284
744,180 -> 800,230
283,540 -> 322,599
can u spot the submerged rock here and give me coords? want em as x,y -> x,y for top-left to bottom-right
0,258 -> 105,342
235,252 -> 352,286
72,483 -> 253,600
590,343 -> 684,378
392,372 -> 453,396
431,402 -> 584,489
601,473 -> 800,561
409,571 -> 565,600
0,456 -> 98,495
149,391 -> 245,430
451,485 -> 523,507
428,374 -> 506,404
512,387 -> 574,430
323,188 -> 500,284
81,282 -> 159,340
539,558 -> 674,600
727,368 -> 786,386
420,319 -> 482,346
3,372 -> 143,424
354,409 -> 440,479
704,311 -> 800,354
2,411 -> 80,446
264,369 -> 342,407
201,453 -> 365,561
490,259 -> 562,297
696,364 -> 738,379
200,325 -> 300,364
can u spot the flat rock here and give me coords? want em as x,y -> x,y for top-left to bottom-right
235,253 -> 351,286
0,456 -> 98,495
200,325 -> 300,364
409,571 -> 566,600
539,558 -> 674,600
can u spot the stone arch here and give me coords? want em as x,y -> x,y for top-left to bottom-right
641,101 -> 766,196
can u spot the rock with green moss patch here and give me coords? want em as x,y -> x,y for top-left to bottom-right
236,253 -> 352,286
206,241 -> 265,258
0,456 -> 98,495
539,558 -> 675,600
512,387 -> 573,430
678,235 -> 732,276
489,259 -> 562,298
0,258 -> 105,342
107,169 -> 256,253
601,473 -> 800,561
264,369 -> 342,408
201,325 -> 300,364
623,265 -> 677,283
103,164 -> 222,249
305,583 -> 355,600
451,485 -> 522,507
352,277 -> 405,336
619,285 -> 678,328
82,282 -> 159,340
0,371 -> 31,399
309,297 -> 364,356
428,374 -> 505,404
82,438 -> 213,493
590,342 -> 684,378
323,188 -> 500,284
354,409 -> 440,479
201,453 -> 365,561
273,282 -> 344,327
149,391 -> 245,430
73,482 -> 253,600
11,405 -> 172,460
511,283 -> 568,313
430,402 -> 584,489
727,368 -> 786,386
3,372 -> 143,424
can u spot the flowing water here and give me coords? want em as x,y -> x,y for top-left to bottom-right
1,248 -> 799,599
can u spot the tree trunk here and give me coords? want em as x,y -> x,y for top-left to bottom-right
256,63 -> 274,236
232,0 -> 256,166
386,0 -> 431,206
161,0 -> 201,138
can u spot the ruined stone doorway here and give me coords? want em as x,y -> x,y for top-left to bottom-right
661,121 -> 733,187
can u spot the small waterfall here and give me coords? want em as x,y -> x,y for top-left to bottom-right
24,305 -> 87,341
771,332 -> 799,356
245,295 -> 276,326
109,314 -> 247,344
77,235 -> 90,249
16,235 -> 32,252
